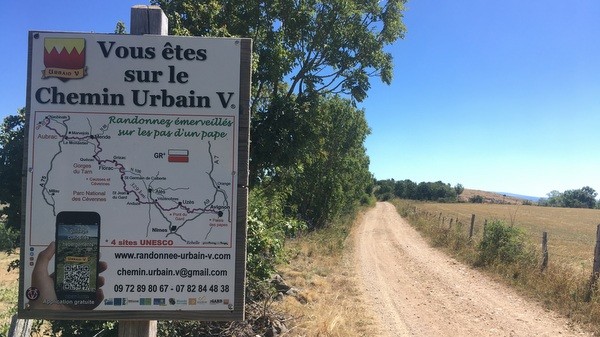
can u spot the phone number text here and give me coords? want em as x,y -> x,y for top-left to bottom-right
113,284 -> 230,293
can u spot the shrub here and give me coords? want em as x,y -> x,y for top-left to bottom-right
469,195 -> 484,203
0,286 -> 17,337
246,188 -> 306,297
40,321 -> 117,337
0,220 -> 18,252
377,192 -> 394,201
477,220 -> 526,265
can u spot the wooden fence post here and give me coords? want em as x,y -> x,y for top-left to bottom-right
483,219 -> 487,237
593,225 -> 600,277
469,214 -> 475,239
541,232 -> 548,272
117,5 -> 168,337
586,224 -> 600,301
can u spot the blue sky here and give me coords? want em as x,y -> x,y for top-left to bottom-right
2,1 -> 599,198
361,0 -> 600,197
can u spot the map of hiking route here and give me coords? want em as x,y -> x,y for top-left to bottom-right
27,111 -> 237,248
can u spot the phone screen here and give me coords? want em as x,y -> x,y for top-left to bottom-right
54,211 -> 100,302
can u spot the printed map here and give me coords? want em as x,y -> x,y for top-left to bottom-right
28,111 -> 237,247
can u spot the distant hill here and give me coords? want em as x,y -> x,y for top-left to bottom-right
498,192 -> 540,203
459,189 -> 538,204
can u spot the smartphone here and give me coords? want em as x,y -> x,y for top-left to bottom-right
54,211 -> 101,303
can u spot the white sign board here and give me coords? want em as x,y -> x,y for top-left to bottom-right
19,31 -> 250,320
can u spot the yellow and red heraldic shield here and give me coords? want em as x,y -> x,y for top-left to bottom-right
42,38 -> 87,81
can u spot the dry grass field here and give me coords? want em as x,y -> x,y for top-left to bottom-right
273,211 -> 381,336
0,251 -> 19,334
458,188 -> 530,204
415,201 -> 600,274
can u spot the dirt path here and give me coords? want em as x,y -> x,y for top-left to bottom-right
354,202 -> 588,337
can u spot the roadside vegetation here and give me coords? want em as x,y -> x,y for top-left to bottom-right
391,199 -> 600,334
272,204 -> 381,336
0,219 -> 18,336
414,201 -> 599,272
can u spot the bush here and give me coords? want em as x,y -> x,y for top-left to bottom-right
39,321 -> 117,337
246,188 -> 306,297
377,192 -> 394,201
469,195 -> 484,203
477,220 -> 526,265
0,219 -> 18,252
0,286 -> 17,337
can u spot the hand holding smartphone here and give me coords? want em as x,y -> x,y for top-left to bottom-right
54,211 -> 101,304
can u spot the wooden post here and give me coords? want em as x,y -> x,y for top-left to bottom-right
469,214 -> 475,239
593,225 -> 600,277
117,5 -> 168,337
8,314 -> 32,337
585,224 -> 600,301
118,321 -> 157,337
483,219 -> 487,237
590,225 -> 600,287
130,5 -> 168,35
541,231 -> 548,272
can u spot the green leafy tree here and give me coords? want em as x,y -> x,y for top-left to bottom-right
152,0 -> 407,185
562,186 -> 597,209
0,109 -> 25,235
114,21 -> 126,34
287,96 -> 373,228
415,182 -> 430,201
154,0 -> 405,101
541,187 -> 597,209
394,179 -> 417,199
542,190 -> 563,207
428,181 -> 457,201
374,179 -> 395,201
375,179 -> 460,202
153,0 -> 406,229
454,183 -> 464,196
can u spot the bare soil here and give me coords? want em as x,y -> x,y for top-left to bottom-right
353,202 -> 588,336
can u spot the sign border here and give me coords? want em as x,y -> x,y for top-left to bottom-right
18,31 -> 251,321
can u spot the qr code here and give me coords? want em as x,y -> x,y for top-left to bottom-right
62,264 -> 90,291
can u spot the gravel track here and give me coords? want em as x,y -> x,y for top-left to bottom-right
354,202 -> 588,337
